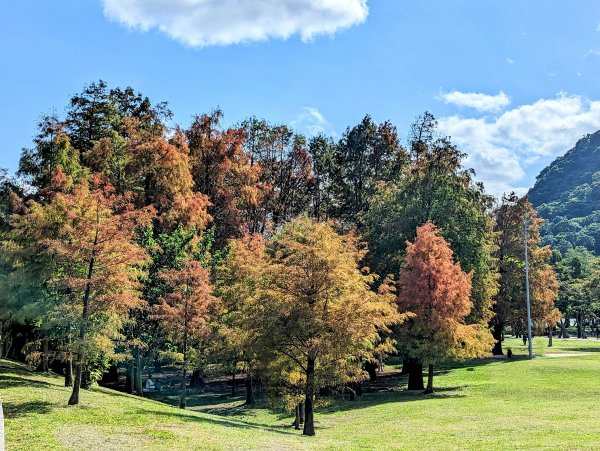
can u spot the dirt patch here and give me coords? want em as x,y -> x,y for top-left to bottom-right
57,425 -> 155,451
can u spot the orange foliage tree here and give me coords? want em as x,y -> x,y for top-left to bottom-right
254,216 -> 403,436
216,233 -> 270,406
397,222 -> 493,394
493,194 -> 559,352
8,173 -> 151,405
153,259 -> 221,409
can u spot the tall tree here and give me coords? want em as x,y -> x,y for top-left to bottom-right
492,193 -> 558,353
186,110 -> 262,243
256,216 -> 402,435
18,115 -> 87,195
365,112 -> 498,325
327,115 -> 408,227
552,247 -> 598,338
137,224 -> 225,386
308,134 -> 335,220
241,118 -> 314,232
397,222 -> 493,393
8,174 -> 150,404
65,80 -> 170,154
216,233 -> 270,405
153,259 -> 220,409
0,169 -> 21,231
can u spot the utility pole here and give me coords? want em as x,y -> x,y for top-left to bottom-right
524,214 -> 533,359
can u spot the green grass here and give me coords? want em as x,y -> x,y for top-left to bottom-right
2,337 -> 600,450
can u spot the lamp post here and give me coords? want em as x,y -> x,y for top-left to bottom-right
524,214 -> 533,359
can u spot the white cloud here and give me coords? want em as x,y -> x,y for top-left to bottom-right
582,48 -> 600,58
438,90 -> 511,112
292,106 -> 332,136
438,93 -> 600,197
506,57 -> 515,65
101,0 -> 369,47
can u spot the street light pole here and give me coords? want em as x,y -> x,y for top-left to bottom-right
524,214 -> 533,359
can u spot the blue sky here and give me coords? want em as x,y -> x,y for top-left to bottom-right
2,0 -> 600,196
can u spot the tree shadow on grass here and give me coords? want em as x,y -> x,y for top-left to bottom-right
132,407 -> 297,436
3,400 -> 54,418
0,375 -> 57,390
145,385 -> 266,418
319,381 -> 467,416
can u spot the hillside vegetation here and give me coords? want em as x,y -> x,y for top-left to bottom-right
529,130 -> 600,254
3,338 -> 600,450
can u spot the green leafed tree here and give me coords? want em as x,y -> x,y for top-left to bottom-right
365,113 -> 498,325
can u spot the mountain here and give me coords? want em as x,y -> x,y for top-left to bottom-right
529,130 -> 600,255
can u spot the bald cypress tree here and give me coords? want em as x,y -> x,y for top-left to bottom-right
397,222 -> 494,394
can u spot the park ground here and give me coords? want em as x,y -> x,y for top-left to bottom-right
2,336 -> 600,450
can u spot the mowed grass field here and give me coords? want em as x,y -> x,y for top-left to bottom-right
2,336 -> 600,450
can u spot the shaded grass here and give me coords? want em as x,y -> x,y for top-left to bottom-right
2,337 -> 600,450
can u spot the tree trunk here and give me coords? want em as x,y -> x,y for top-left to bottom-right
492,323 -> 504,355
299,401 -> 305,424
231,372 -> 236,396
180,327 -> 188,409
65,358 -> 73,387
180,365 -> 187,409
154,357 -> 162,374
81,366 -> 93,390
303,358 -> 316,436
125,362 -> 134,393
68,215 -> 98,405
42,338 -> 50,372
423,364 -> 435,395
189,369 -> 205,389
180,302 -> 189,409
401,357 -> 409,375
134,349 -> 143,396
406,358 -> 424,390
577,312 -> 583,338
245,372 -> 255,405
105,364 -> 119,384
558,319 -> 564,338
294,404 -> 301,430
365,361 -> 378,381
68,362 -> 82,405
548,327 -> 553,347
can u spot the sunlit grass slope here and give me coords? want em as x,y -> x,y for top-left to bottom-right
2,337 -> 600,450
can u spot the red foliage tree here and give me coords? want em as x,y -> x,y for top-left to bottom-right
398,222 -> 493,393
186,110 -> 262,243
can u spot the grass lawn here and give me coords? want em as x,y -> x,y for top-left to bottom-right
2,336 -> 600,450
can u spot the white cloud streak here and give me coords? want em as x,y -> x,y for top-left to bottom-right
292,106 -> 332,136
582,48 -> 600,59
438,90 -> 511,112
101,0 -> 369,47
438,93 -> 600,197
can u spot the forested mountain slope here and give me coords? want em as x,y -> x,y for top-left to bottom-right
529,130 -> 600,254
